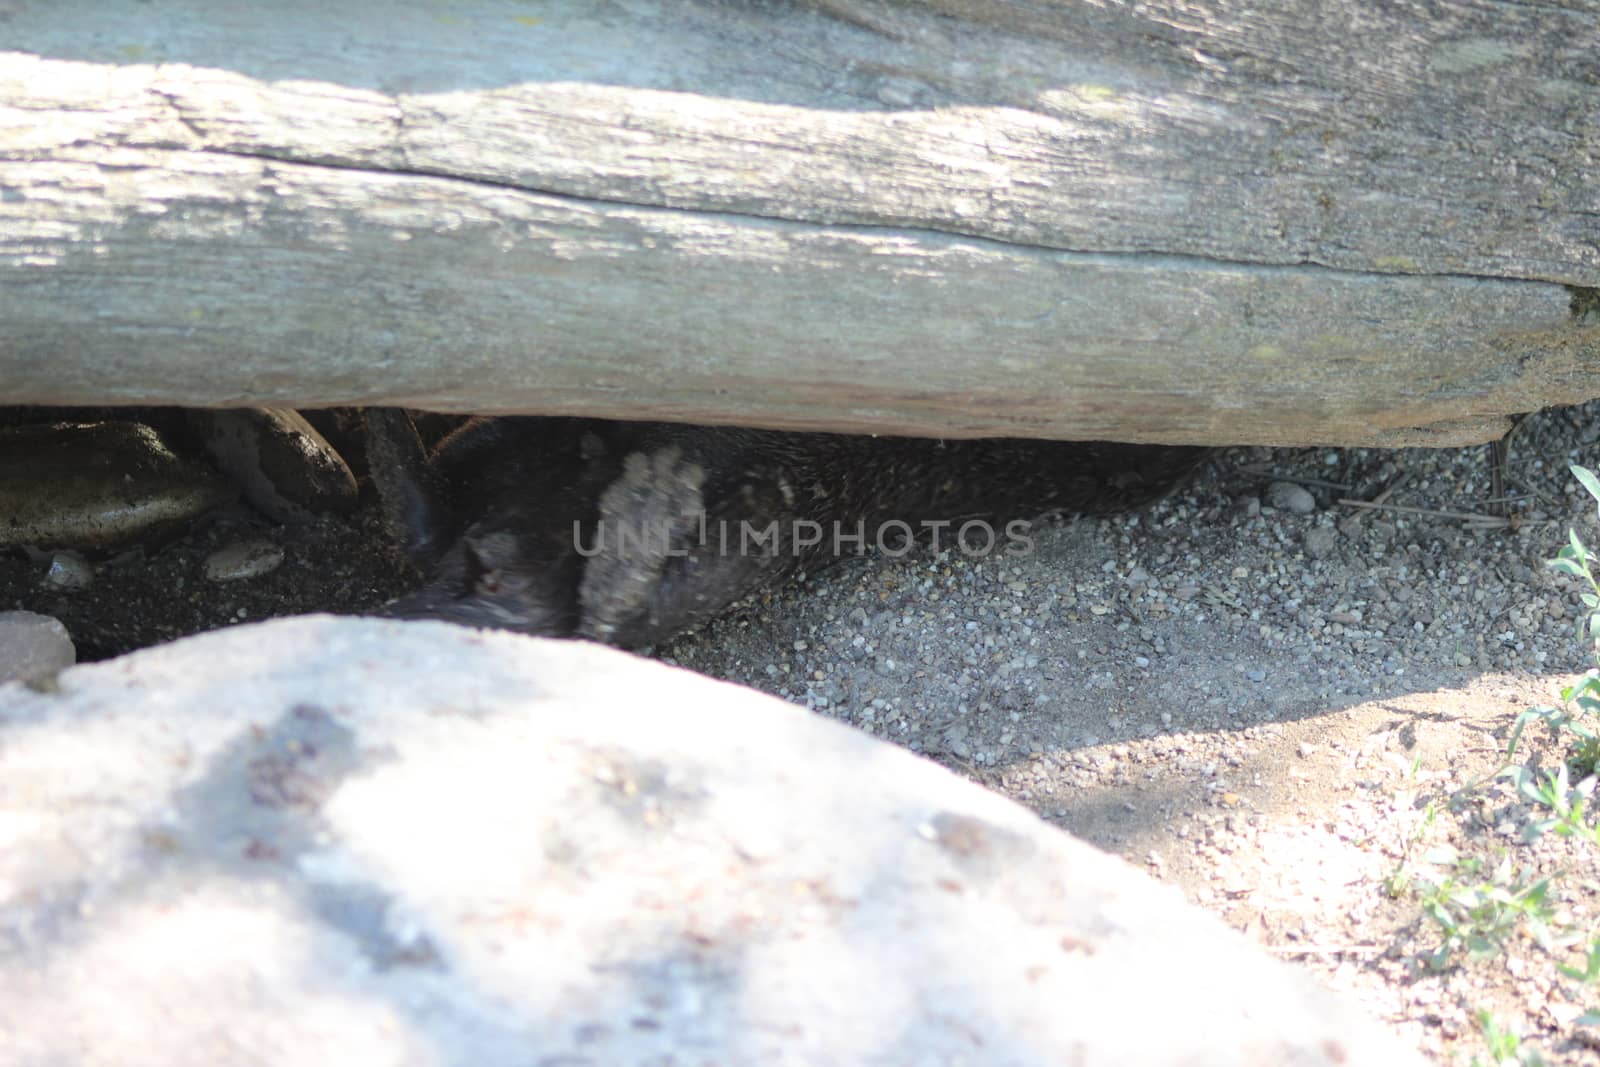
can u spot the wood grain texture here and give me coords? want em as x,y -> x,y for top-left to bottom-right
1,0 -> 1598,446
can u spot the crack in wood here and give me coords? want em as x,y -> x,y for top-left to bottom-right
140,143 -> 1576,292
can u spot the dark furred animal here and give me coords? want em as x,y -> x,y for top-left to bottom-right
366,411 -> 1208,648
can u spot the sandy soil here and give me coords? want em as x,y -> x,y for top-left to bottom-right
665,403 -> 1600,1065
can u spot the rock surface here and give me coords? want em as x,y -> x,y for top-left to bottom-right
0,616 -> 1424,1067
0,420 -> 234,549
1265,481 -> 1317,516
186,408 -> 358,524
203,538 -> 287,582
0,609 -> 75,684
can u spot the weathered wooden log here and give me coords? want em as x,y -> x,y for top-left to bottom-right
1,0 -> 1597,446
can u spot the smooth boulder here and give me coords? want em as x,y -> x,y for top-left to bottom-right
0,616 -> 1424,1066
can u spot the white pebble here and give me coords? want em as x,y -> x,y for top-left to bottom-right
44,551 -> 94,591
204,540 -> 285,582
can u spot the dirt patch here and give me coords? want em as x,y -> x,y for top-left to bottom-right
665,403 -> 1600,1065
5,403 -> 1600,1063
0,500 -> 414,661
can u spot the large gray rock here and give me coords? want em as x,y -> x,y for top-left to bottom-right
0,617 -> 1424,1066
0,421 -> 234,550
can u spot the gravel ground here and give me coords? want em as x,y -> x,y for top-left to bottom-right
665,402 -> 1600,1065
7,402 -> 1600,1063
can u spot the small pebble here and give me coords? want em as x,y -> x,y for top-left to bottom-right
1266,482 -> 1316,515
1303,526 -> 1337,560
0,610 -> 76,685
204,540 -> 285,582
44,551 -> 94,591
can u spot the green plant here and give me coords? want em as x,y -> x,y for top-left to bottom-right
1416,852 -> 1560,970
1560,937 -> 1600,983
1515,465 -> 1600,776
1471,1009 -> 1547,1067
1383,767 -> 1440,899
1503,762 -> 1600,846
1507,681 -> 1600,779
1557,936 -> 1600,1028
1411,463 -> 1600,1053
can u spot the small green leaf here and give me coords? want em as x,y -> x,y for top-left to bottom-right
1422,845 -> 1461,865
1572,464 -> 1600,503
